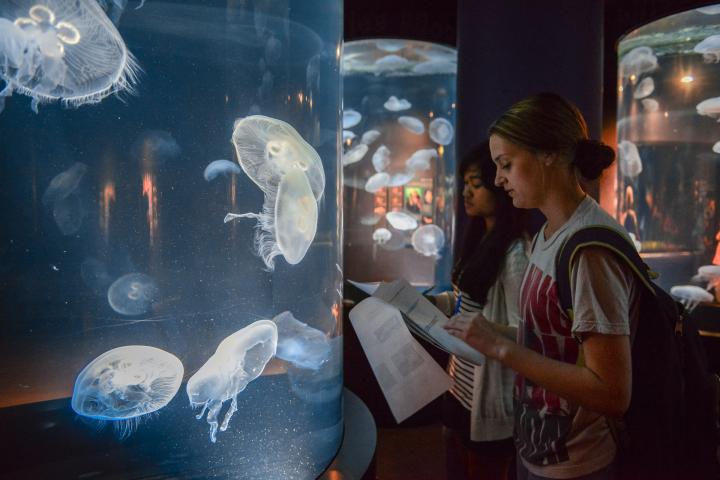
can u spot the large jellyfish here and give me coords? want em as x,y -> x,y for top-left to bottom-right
225,168 -> 318,268
429,118 -> 454,145
383,95 -> 411,112
386,211 -> 418,231
342,109 -> 361,129
187,320 -> 278,443
342,143 -> 368,167
632,77 -> 654,99
619,46 -> 657,82
405,148 -> 438,172
618,140 -> 642,178
71,345 -> 183,439
41,162 -> 87,206
360,129 -> 381,145
697,97 -> 720,121
398,116 -> 425,135
0,1 -> 140,114
203,159 -> 241,182
364,172 -> 390,193
271,311 -> 331,370
107,272 -> 158,316
372,145 -> 391,172
230,115 -> 324,200
670,285 -> 713,313
694,35 -> 720,63
411,224 -> 445,257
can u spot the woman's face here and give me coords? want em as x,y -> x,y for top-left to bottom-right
489,134 -> 545,209
462,165 -> 495,217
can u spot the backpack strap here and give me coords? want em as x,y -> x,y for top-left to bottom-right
555,225 -> 657,320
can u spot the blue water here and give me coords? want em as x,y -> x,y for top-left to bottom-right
0,0 -> 343,478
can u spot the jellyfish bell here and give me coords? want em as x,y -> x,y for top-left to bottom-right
694,35 -> 720,63
271,311 -> 331,371
372,145 -> 391,172
342,108 -> 361,129
619,46 -> 658,82
203,159 -> 241,182
342,143 -> 368,167
375,39 -> 405,52
398,115 -> 425,135
364,172 -> 390,193
386,211 -> 418,231
697,97 -> 720,121
411,224 -> 445,257
107,272 -> 158,316
0,0 -> 140,113
373,54 -> 409,73
71,345 -> 183,439
41,162 -> 87,207
383,95 -> 411,111
618,140 -> 642,178
372,227 -> 392,245
633,76 -> 655,99
405,148 -> 438,172
342,130 -> 356,142
670,285 -> 714,313
187,320 -> 278,443
429,117 -> 454,145
360,129 -> 381,145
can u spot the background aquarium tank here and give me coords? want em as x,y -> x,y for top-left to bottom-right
342,39 -> 456,289
0,0 -> 343,478
616,4 -> 720,307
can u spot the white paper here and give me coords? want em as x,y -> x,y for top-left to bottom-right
349,296 -> 452,423
373,279 -> 486,366
347,279 -> 381,296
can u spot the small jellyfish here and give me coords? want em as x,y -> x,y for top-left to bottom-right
0,1 -> 140,113
387,171 -> 415,187
693,265 -> 720,291
342,130 -> 356,142
360,129 -> 381,145
133,130 -> 181,168
364,172 -> 390,193
412,60 -> 457,75
619,46 -> 657,82
375,39 -> 405,52
372,227 -> 392,245
618,140 -> 642,178
383,95 -> 411,111
713,141 -> 720,154
225,168 -> 318,269
374,54 -> 409,72
271,311 -> 331,370
429,117 -> 454,145
694,35 -> 720,62
398,116 -> 425,135
71,345 -> 183,439
187,320 -> 278,443
633,77 -> 654,99
697,97 -> 720,121
411,224 -> 445,257
698,6 -> 720,14
343,109 -> 361,129
107,273 -> 158,316
360,213 -> 382,226
372,145 -> 391,172
342,144 -> 369,167
386,211 -> 418,231
203,159 -> 241,182
53,193 -> 86,235
670,285 -> 713,313
641,98 -> 659,112
42,162 -> 87,207
231,115 -> 325,201
405,148 -> 438,172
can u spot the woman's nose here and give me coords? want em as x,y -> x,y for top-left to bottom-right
462,185 -> 471,197
494,171 -> 504,187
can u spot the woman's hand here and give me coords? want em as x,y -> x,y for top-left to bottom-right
444,312 -> 508,360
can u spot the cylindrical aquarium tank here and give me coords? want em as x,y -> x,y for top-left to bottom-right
0,0 -> 343,478
616,4 -> 720,301
342,39 -> 456,289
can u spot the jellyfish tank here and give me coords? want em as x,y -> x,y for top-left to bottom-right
342,39 -> 457,289
0,0 -> 343,478
616,5 -> 720,299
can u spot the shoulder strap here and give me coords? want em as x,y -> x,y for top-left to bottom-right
555,225 -> 656,317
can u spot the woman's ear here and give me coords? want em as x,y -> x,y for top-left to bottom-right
539,151 -> 554,166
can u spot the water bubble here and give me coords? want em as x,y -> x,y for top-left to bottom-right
383,95 -> 411,111
386,211 -> 418,231
107,273 -> 158,316
203,159 -> 241,182
398,115 -> 425,135
411,224 -> 445,256
429,118 -> 454,145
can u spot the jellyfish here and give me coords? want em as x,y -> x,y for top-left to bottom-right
618,140 -> 642,178
41,162 -> 87,207
429,117 -> 454,145
53,193 -> 87,235
96,0 -> 127,25
405,148 -> 438,172
386,211 -> 418,231
364,172 -> 390,193
412,60 -> 457,75
372,145 -> 391,172
698,5 -> 720,14
0,1 -> 140,114
271,311 -> 331,371
387,171 -> 415,187
411,225 -> 445,257
375,39 -> 405,52
225,168 -> 318,269
633,77 -> 654,99
287,336 -> 342,405
694,35 -> 720,62
360,129 -> 381,145
670,285 -> 713,313
342,130 -> 356,142
372,227 -> 392,245
203,159 -> 241,182
360,213 -> 382,226
383,95 -> 411,112
641,98 -> 659,112
398,116 -> 425,135
187,320 -> 278,443
619,46 -> 657,82
342,109 -> 361,129
342,143 -> 369,167
693,265 -> 720,291
71,345 -> 183,439
697,97 -> 720,121
107,273 -> 158,316
132,130 -> 181,168
231,115 -> 325,201
374,54 -> 409,72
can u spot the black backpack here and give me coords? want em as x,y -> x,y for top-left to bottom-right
554,225 -> 719,480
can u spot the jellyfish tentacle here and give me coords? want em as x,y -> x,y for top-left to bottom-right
219,395 -> 238,432
205,399 -> 224,443
194,401 -> 208,420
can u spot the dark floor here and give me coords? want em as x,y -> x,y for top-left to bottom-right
374,421 -> 447,480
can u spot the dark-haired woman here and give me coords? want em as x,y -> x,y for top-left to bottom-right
432,141 -> 528,480
445,93 -> 639,480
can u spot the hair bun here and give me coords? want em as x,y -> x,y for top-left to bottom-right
573,139 -> 615,180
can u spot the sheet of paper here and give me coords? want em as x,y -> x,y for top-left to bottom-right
349,296 -> 452,423
347,279 -> 381,296
373,279 -> 486,366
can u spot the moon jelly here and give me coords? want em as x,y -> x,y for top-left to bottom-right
203,159 -> 241,182
618,140 -> 643,178
405,148 -> 437,172
41,162 -> 87,207
398,115 -> 424,135
697,97 -> 720,120
0,1 -> 139,113
383,95 -> 411,111
271,311 -> 331,370
364,172 -> 390,193
694,35 -> 720,63
372,227 -> 392,245
670,285 -> 713,313
107,272 -> 158,316
360,129 -> 381,145
187,320 -> 278,443
619,46 -> 658,82
633,77 -> 654,99
342,108 -> 361,129
342,143 -> 368,167
429,118 -> 454,145
411,224 -> 445,257
386,211 -> 418,231
71,345 -> 183,439
372,145 -> 391,172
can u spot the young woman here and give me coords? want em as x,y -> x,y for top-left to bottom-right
432,141 -> 528,480
445,93 -> 638,480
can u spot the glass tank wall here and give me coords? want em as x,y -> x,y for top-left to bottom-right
0,0 -> 342,479
616,5 -> 720,303
342,39 -> 456,289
